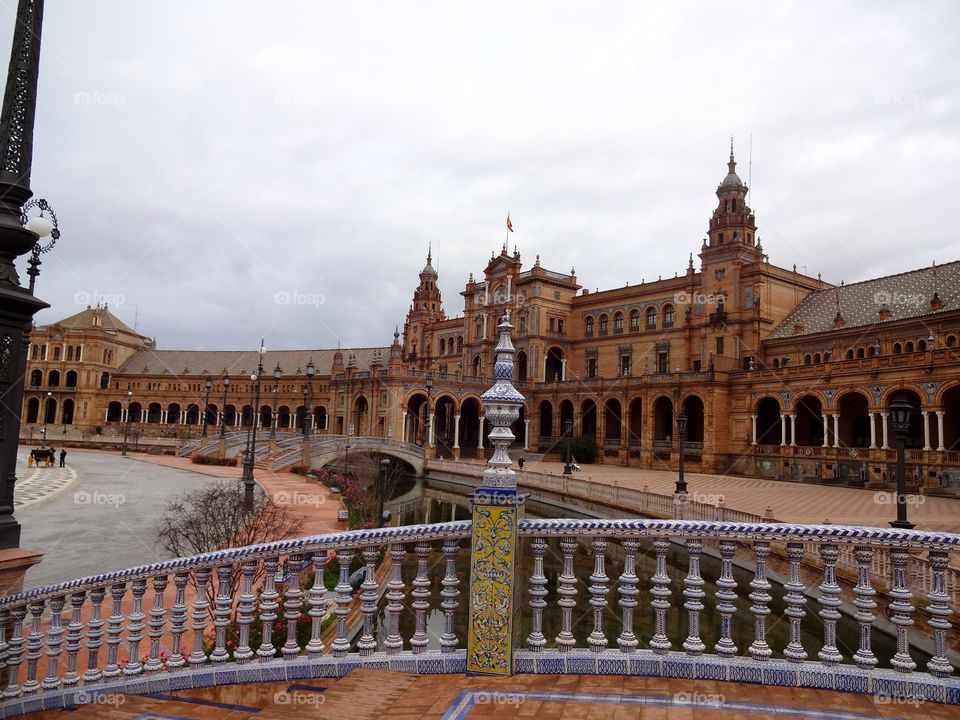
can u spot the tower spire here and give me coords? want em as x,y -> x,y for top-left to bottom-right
728,136 -> 736,174
427,240 -> 432,267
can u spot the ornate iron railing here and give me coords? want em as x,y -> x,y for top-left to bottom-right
0,519 -> 956,716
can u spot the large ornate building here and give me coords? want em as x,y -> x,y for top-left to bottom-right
21,148 -> 960,487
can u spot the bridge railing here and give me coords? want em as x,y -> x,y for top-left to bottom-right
271,435 -> 426,472
0,519 -> 956,717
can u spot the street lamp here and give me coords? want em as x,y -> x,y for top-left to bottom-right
344,423 -> 354,477
201,377 -> 212,436
675,413 -> 688,495
219,374 -> 231,437
889,397 -> 915,530
563,418 -> 574,475
271,363 -> 282,439
41,391 -> 52,447
303,358 -> 315,439
240,341 -> 266,511
121,391 -> 132,457
378,456 -> 392,528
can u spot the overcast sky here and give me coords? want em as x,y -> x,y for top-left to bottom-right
5,0 -> 958,352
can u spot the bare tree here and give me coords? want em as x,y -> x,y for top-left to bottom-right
156,480 -> 305,616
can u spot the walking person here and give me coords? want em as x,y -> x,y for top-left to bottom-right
59,448 -> 66,467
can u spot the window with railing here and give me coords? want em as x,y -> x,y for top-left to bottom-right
663,305 -> 674,329
614,313 -> 624,334
585,317 -> 594,337
599,315 -> 608,336
646,308 -> 656,331
630,311 -> 640,332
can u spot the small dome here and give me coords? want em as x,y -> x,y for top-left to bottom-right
721,171 -> 743,188
421,261 -> 437,276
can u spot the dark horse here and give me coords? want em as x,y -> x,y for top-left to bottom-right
29,448 -> 54,467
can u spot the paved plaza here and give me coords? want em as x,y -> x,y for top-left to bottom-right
12,450 -> 77,509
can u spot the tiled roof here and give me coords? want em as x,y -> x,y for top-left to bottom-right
43,306 -> 142,337
768,261 -> 959,339
118,347 -> 390,378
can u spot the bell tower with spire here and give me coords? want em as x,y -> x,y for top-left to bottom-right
701,138 -> 760,262
402,245 -> 446,368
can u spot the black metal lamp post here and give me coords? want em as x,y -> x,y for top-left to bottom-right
563,418 -> 574,475
240,341 -> 266,511
889,397 -> 915,530
344,423 -> 354,476
378,456 -> 391,527
121,391 -> 132,457
270,363 -> 282,439
219,375 -> 230,437
303,358 -> 315,439
201,377 -> 212,436
675,413 -> 688,495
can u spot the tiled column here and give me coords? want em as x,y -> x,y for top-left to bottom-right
869,413 -> 877,449
923,411 -> 932,451
881,412 -> 889,450
789,413 -> 797,446
936,411 -> 945,451
832,414 -> 840,448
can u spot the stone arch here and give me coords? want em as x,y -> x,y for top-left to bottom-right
472,354 -> 482,377
652,396 -> 673,441
26,397 -> 40,423
185,403 -> 200,425
277,405 -> 291,429
627,397 -> 642,445
433,394 -> 457,450
559,399 -> 574,435
147,403 -> 162,424
755,396 -> 782,445
106,401 -> 122,423
681,395 -> 704,443
603,398 -> 621,442
62,398 -> 75,425
65,370 -> 78,388
44,396 -> 57,424
29,369 -> 41,386
545,346 -> 564,382
539,400 -> 553,440
406,393 -> 429,446
940,385 -> 960,452
516,350 -> 528,382
259,404 -> 272,429
48,370 -> 60,387
581,399 -> 597,439
885,388 -> 925,449
836,391 -> 870,448
459,396 -> 483,452
352,395 -> 370,435
129,402 -> 143,423
794,394 -> 824,446
166,403 -> 181,425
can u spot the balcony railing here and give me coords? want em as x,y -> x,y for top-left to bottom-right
0,519 -> 956,717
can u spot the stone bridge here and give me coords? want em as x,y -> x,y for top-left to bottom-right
271,434 -> 426,475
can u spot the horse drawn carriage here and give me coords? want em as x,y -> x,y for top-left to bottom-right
27,448 -> 55,468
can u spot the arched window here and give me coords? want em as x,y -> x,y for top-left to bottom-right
630,310 -> 640,332
29,369 -> 42,386
439,338 -> 446,355
30,344 -> 38,360
663,305 -> 674,329
599,315 -> 608,336
75,346 -> 82,361
782,357 -> 789,367
53,346 -> 61,361
645,308 -> 656,331
918,339 -> 927,352
614,313 -> 623,334
846,349 -> 855,360
66,346 -> 73,361
905,341 -> 914,353
856,347 -> 865,359
803,354 -> 812,365
457,336 -> 463,354
772,358 -> 780,369
947,335 -> 957,348
585,317 -> 594,337
867,345 -> 876,357
813,353 -> 821,364
892,343 -> 902,354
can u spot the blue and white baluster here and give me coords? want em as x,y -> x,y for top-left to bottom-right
384,545 -> 406,654
555,537 -> 578,653
683,539 -> 705,655
527,537 -> 548,652
82,588 -> 105,682
748,541 -> 772,661
410,540 -> 431,654
41,596 -> 64,690
210,566 -> 233,663
282,554 -> 306,660
649,539 -> 672,654
358,548 -> 380,656
925,550 -> 954,678
22,601 -> 44,692
888,548 -> 916,673
144,576 -> 168,672
852,547 -> 877,669
257,557 -> 280,661
817,544 -> 842,665
62,593 -> 85,686
166,573 -> 189,669
783,541 -> 807,662
617,539 -> 639,653
3,605 -> 26,697
189,569 -> 211,668
714,540 -> 738,658
588,538 -> 609,652
123,579 -> 148,675
440,539 -> 460,653
305,552 -> 328,658
103,584 -> 127,679
331,549 -> 353,657
234,560 -> 257,663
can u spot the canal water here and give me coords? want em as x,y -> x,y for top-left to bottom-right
361,478 -> 933,670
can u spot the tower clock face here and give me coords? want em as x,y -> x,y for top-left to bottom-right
494,285 -> 508,304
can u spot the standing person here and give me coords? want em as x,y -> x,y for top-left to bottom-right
517,456 -> 525,470
59,449 -> 66,467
